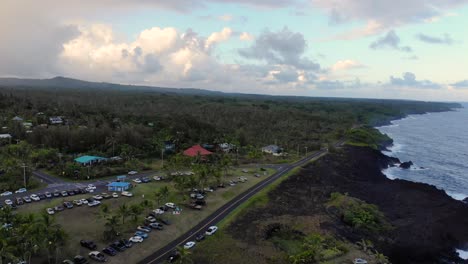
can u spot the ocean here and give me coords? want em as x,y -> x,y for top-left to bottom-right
377,104 -> 468,201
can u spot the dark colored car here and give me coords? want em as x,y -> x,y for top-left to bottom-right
195,233 -> 205,242
9,204 -> 17,210
87,197 -> 95,203
156,218 -> 171,225
80,239 -> 97,250
79,188 -> 87,194
102,246 -> 117,256
63,201 -> 74,209
67,190 -> 75,196
110,241 -> 126,252
89,251 -> 107,262
22,196 -> 31,203
53,191 -> 60,197
147,222 -> 164,230
159,205 -> 169,211
38,193 -> 46,199
194,199 -> 206,206
73,255 -> 89,264
54,205 -> 64,211
15,197 -> 24,205
167,250 -> 180,263
119,239 -> 133,248
141,177 -> 151,183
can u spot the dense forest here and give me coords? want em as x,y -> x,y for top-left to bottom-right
0,83 -> 461,190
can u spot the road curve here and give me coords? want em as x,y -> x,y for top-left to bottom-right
139,149 -> 328,264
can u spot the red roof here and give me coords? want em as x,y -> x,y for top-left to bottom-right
183,145 -> 213,157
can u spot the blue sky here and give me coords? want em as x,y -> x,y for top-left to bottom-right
1,0 -> 468,100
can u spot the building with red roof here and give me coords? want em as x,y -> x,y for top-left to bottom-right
183,145 -> 213,157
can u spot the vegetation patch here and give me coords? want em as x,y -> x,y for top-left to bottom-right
327,192 -> 392,234
345,126 -> 392,149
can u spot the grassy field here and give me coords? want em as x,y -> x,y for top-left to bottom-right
18,166 -> 276,263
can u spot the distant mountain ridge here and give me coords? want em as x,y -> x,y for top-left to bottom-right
0,76 -> 225,96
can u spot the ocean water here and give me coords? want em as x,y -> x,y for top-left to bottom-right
377,104 -> 468,201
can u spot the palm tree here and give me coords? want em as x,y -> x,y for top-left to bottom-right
129,204 -> 143,223
118,204 -> 130,225
140,200 -> 153,215
99,204 -> 111,219
160,186 -> 170,202
175,246 -> 193,264
105,136 -> 117,157
154,191 -> 164,207
103,214 -> 120,241
0,234 -> 17,264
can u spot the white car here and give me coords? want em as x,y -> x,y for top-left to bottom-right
165,202 -> 176,209
121,191 -> 133,197
153,176 -> 163,181
46,208 -> 55,215
30,194 -> 40,201
112,192 -> 119,198
128,171 -> 138,175
183,241 -> 196,249
92,195 -> 103,200
15,188 -> 27,194
87,184 -> 96,190
1,191 -> 12,196
4,199 -> 13,205
85,187 -> 95,193
205,226 -> 218,236
132,178 -> 142,184
353,259 -> 368,264
153,209 -> 165,215
129,236 -> 143,243
80,198 -> 88,204
73,200 -> 82,206
88,200 -> 101,207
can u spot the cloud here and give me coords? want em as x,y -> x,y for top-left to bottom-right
389,72 -> 440,89
416,33 -> 453,45
238,27 -> 320,70
205,27 -> 233,49
331,60 -> 365,71
370,30 -> 412,52
218,14 -> 233,21
311,0 -> 468,32
239,32 -> 254,41
451,80 -> 468,88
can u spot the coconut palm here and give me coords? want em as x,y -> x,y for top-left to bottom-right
129,204 -> 143,223
140,200 -> 153,215
118,204 -> 130,225
175,246 -> 193,264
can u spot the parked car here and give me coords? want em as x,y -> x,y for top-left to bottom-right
63,201 -> 74,209
183,241 -> 196,249
167,250 -> 180,263
46,208 -> 55,215
15,188 -> 27,193
134,231 -> 149,239
101,193 -> 111,199
80,239 -> 97,250
137,226 -> 152,233
1,191 -> 12,196
54,205 -> 64,211
87,184 -> 96,189
73,255 -> 89,264
141,177 -> 151,183
128,171 -> 138,175
121,191 -> 133,197
80,198 -> 89,204
112,192 -> 119,198
165,202 -> 176,209
4,199 -> 13,206
88,200 -> 101,207
22,196 -> 31,203
15,197 -> 24,205
205,226 -> 218,236
93,195 -> 103,200
45,192 -> 52,198
38,193 -> 46,199
147,222 -> 164,230
62,260 -> 74,264
89,251 -> 107,262
61,191 -> 68,197
73,200 -> 82,206
195,233 -> 205,242
67,190 -> 75,196
353,259 -> 368,264
110,241 -> 126,252
146,216 -> 157,222
30,194 -> 40,201
119,238 -> 133,248
102,246 -> 117,256
153,176 -> 164,181
152,209 -> 165,215
53,191 -> 60,197
129,236 -> 143,243
156,218 -> 171,225
132,178 -> 142,184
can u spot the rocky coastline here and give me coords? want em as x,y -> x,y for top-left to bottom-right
228,146 -> 468,264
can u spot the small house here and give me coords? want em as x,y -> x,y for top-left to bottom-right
261,145 -> 283,155
49,116 -> 63,125
12,116 -> 23,122
74,155 -> 108,166
183,145 -> 213,157
107,182 -> 131,192
0,134 -> 12,144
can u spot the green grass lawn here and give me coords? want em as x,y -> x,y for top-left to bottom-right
17,166 -> 276,264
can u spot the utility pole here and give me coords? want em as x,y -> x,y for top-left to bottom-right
21,163 -> 27,188
304,146 -> 308,157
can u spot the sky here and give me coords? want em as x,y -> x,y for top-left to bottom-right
1,0 -> 468,101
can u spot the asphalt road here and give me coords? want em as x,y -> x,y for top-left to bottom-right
138,148 -> 329,264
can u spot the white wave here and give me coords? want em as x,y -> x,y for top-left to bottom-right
457,249 -> 468,260
382,168 -> 398,180
445,191 -> 467,201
